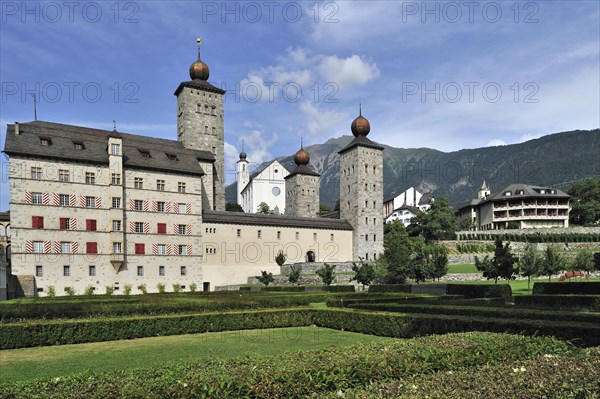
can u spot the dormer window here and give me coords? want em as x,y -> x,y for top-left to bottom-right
166,153 -> 178,161
504,191 -> 512,196
139,150 -> 151,159
39,137 -> 52,146
540,189 -> 545,194
517,190 -> 524,195
73,141 -> 85,150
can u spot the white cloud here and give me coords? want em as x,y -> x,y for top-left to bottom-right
316,54 -> 380,89
299,102 -> 347,138
239,130 -> 279,169
224,141 -> 239,172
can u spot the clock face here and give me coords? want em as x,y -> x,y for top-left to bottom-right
272,187 -> 281,196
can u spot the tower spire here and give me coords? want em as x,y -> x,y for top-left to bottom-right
196,37 -> 202,60
359,99 -> 362,116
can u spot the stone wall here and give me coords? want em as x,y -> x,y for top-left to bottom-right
456,227 -> 600,239
279,261 -> 356,274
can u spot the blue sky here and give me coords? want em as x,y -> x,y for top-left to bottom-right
1,0 -> 599,210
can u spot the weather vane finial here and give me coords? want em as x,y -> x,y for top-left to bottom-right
196,37 -> 202,59
359,98 -> 362,116
113,120 -> 116,130
241,138 -> 245,152
301,135 -> 304,149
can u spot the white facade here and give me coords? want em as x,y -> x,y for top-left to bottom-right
236,157 -> 249,206
383,187 -> 431,218
241,161 -> 289,214
385,206 -> 419,226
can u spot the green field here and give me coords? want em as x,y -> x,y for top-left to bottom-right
0,327 -> 395,384
447,263 -> 478,273
452,277 -> 600,296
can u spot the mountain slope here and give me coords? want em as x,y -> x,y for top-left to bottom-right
226,129 -> 600,207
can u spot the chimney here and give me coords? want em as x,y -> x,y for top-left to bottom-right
14,122 -> 20,135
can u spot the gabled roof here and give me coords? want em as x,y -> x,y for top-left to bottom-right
3,121 -> 214,177
484,184 -> 569,202
241,160 -> 290,193
389,205 -> 420,216
202,210 -> 353,230
174,80 -> 226,96
338,135 -> 384,155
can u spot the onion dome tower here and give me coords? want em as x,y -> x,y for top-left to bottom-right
338,104 -> 384,261
236,141 -> 250,207
285,142 -> 320,218
175,38 -> 226,211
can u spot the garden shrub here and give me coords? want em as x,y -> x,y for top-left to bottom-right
514,294 -> 600,311
368,284 -> 412,293
322,285 -> 355,292
532,282 -> 600,295
446,284 -> 512,301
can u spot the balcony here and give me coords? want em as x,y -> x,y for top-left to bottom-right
110,253 -> 125,273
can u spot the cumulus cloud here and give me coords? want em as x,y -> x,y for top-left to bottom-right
316,54 -> 380,89
299,102 -> 347,138
238,130 -> 279,169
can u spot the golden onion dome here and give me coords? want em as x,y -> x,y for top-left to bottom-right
294,148 -> 310,166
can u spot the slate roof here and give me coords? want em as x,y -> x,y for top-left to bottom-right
285,164 -> 320,179
174,80 -> 226,96
203,210 -> 353,230
454,184 -> 570,211
3,121 -> 215,177
391,205 -> 420,215
338,135 -> 384,155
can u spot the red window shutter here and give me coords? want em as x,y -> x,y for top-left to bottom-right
32,216 -> 37,228
60,218 -> 66,230
39,217 -> 44,229
157,223 -> 166,234
135,243 -> 145,254
86,219 -> 91,230
86,242 -> 97,254
91,220 -> 96,231
32,216 -> 44,229
86,219 -> 97,231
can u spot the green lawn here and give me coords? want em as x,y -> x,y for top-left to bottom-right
0,327 -> 396,384
451,277 -> 600,296
447,263 -> 478,274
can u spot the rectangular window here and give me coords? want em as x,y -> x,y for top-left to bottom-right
89,265 -> 96,276
31,167 -> 42,180
178,245 -> 186,255
60,242 -> 71,253
313,233 -> 317,241
31,216 -> 44,229
134,178 -> 143,189
32,192 -> 43,204
140,150 -> 151,158
40,137 -> 51,146
236,229 -> 241,238
111,173 -> 121,185
157,223 -> 167,234
330,234 -> 334,242
63,265 -> 70,276
178,182 -> 186,193
157,201 -> 165,212
137,266 -> 144,276
373,234 -> 377,242
112,197 -> 121,208
135,222 -> 144,233
59,194 -> 69,206
204,125 -> 208,133
179,203 -> 186,214
36,265 -> 43,277
159,266 -> 165,276
111,144 -> 120,155
33,242 -> 44,253
180,266 -> 187,276
85,196 -> 96,208
178,224 -> 187,235
295,232 -> 299,240
166,154 -> 178,161
112,220 -> 121,231
135,200 -> 143,211
85,172 -> 95,184
277,231 -> 281,240
86,219 -> 97,231
257,230 -> 262,239
135,243 -> 145,255
73,142 -> 84,150
157,244 -> 166,255
113,242 -> 122,254
60,217 -> 70,230
86,242 -> 98,254
156,180 -> 165,191
58,169 -> 70,182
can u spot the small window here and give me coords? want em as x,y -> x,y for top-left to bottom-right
330,234 -> 334,242
112,197 -> 121,208
63,265 -> 70,276
86,242 -> 98,254
159,266 -> 165,276
36,265 -> 43,277
236,229 -> 241,238
86,219 -> 97,231
277,231 -> 281,240
112,220 -> 121,231
60,242 -> 71,253
180,266 -> 187,276
135,243 -> 145,255
139,150 -> 151,158
137,266 -> 144,276
31,167 -> 42,180
178,182 -> 186,193
31,216 -> 44,229
135,222 -> 144,233
32,192 -> 43,204
134,178 -> 143,189
157,244 -> 166,255
313,233 -> 317,241
257,230 -> 262,239
89,265 -> 96,276
135,200 -> 144,211
85,196 -> 96,208
295,232 -> 299,240
33,242 -> 43,253
58,170 -> 70,182
111,144 -> 120,155
73,141 -> 85,150
179,203 -> 186,214
111,173 -> 121,185
39,137 -> 52,146
59,217 -> 70,230
156,180 -> 165,191
178,224 -> 187,235
113,242 -> 122,254
373,234 -> 377,242
59,194 -> 69,206
212,127 -> 216,135
178,245 -> 187,255
504,191 -> 512,196
157,201 -> 165,212
85,172 -> 95,184
166,153 -> 178,161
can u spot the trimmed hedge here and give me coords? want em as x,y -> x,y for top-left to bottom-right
260,286 -> 305,292
446,284 -> 512,301
368,284 -> 412,293
321,285 -> 355,292
514,294 -> 600,311
0,333 -> 572,399
532,282 -> 600,295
